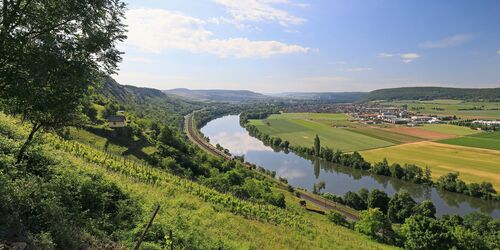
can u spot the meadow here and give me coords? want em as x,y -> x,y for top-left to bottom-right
438,131 -> 500,150
379,99 -> 500,119
360,141 -> 500,189
249,113 -> 394,152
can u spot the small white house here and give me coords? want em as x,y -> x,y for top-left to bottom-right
107,115 -> 126,128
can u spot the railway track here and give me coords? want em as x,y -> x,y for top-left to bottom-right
183,112 -> 359,221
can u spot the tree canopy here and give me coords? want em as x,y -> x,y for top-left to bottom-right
0,0 -> 127,162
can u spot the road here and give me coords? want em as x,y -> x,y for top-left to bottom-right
184,113 -> 359,221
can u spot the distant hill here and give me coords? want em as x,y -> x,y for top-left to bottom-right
274,92 -> 367,102
100,77 -> 166,102
365,87 -> 500,101
164,88 -> 269,102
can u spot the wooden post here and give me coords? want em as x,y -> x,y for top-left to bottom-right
169,230 -> 174,250
135,204 -> 160,250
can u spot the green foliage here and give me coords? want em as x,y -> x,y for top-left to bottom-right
355,208 -> 392,241
436,172 -> 497,200
401,215 -> 454,250
387,190 -> 416,223
314,134 -> 321,156
367,189 -> 390,213
413,200 -> 436,218
0,0 -> 127,162
327,211 -> 348,227
365,87 -> 500,101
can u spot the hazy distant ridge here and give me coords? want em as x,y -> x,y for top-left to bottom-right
164,88 -> 268,102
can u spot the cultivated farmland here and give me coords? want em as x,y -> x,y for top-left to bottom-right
379,99 -> 500,119
438,131 -> 500,151
360,141 -> 500,189
248,113 -> 394,152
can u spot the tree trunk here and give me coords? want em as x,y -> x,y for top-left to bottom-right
16,123 -> 41,164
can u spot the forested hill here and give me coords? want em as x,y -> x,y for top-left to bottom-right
164,88 -> 269,102
365,86 -> 500,101
100,77 -> 166,102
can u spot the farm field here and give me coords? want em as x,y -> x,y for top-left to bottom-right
438,131 -> 500,151
379,99 -> 500,119
381,126 -> 457,140
249,113 -> 394,152
346,127 -> 423,144
360,141 -> 500,189
420,124 -> 479,136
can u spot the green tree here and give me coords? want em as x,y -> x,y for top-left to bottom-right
387,190 -> 417,223
313,134 -> 321,156
401,215 -> 454,250
413,200 -> 436,218
343,191 -> 366,210
0,0 -> 127,163
355,208 -> 392,240
367,189 -> 390,213
327,211 -> 348,226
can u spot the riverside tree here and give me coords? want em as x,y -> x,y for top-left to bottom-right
314,134 -> 321,156
0,0 -> 127,163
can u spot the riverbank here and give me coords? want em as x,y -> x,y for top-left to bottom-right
184,112 -> 360,221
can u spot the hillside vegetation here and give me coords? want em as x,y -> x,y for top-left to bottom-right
365,87 -> 500,101
0,113 -> 394,249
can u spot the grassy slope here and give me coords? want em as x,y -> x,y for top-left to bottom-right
360,141 -> 500,189
438,131 -> 500,151
0,115 -> 392,249
249,113 -> 394,152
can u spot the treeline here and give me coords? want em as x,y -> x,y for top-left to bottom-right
364,86 -> 500,101
321,188 -> 500,249
450,119 -> 498,131
437,173 -> 497,200
240,112 -> 498,201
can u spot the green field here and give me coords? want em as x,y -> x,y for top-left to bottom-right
249,113 -> 394,152
361,141 -> 500,189
379,99 -> 500,119
346,127 -> 423,144
420,124 -> 479,136
438,131 -> 500,150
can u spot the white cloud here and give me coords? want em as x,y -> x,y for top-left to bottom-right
213,0 -> 306,27
497,50 -> 500,55
379,52 -> 420,63
420,33 -> 476,49
400,53 -> 420,63
345,67 -> 373,72
303,76 -> 351,82
125,8 -> 309,58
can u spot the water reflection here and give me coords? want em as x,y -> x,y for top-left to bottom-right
201,115 -> 500,217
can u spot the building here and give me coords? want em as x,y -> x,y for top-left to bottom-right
411,116 -> 433,124
391,118 -> 411,124
107,115 -> 126,128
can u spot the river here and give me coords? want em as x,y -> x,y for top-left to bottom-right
201,115 -> 500,217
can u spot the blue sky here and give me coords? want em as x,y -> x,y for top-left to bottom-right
115,0 -> 500,92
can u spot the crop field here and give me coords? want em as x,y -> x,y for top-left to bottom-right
381,126 -> 457,140
379,99 -> 500,119
438,131 -> 500,150
249,113 -> 394,152
346,127 -> 423,144
420,124 -> 479,136
360,141 -> 500,189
